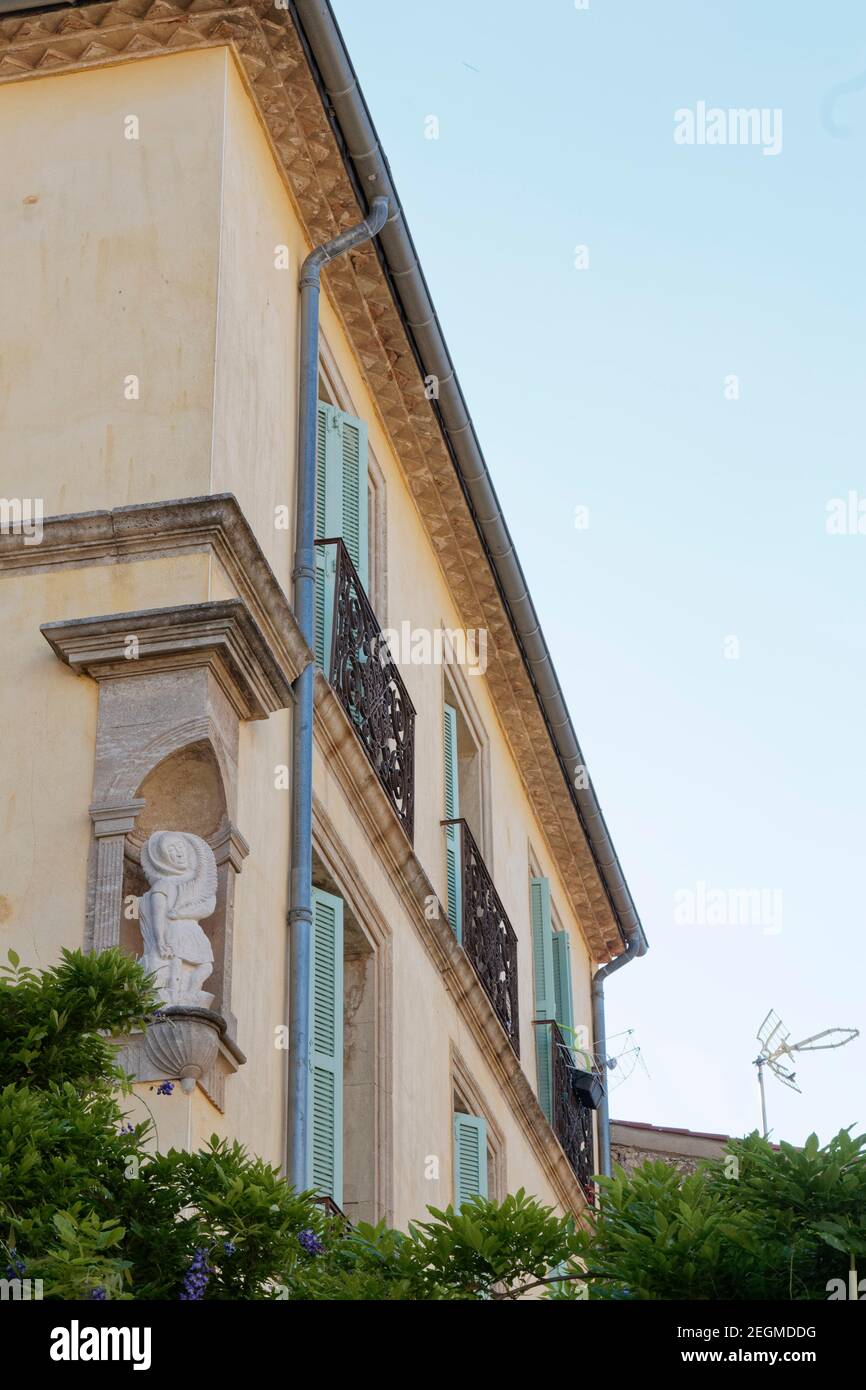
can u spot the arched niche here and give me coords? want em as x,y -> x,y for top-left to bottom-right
41,596 -> 294,1112
122,739 -> 247,1054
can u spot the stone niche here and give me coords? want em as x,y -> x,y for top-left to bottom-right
42,599 -> 294,1109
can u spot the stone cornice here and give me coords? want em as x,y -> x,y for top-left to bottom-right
90,798 -> 147,837
0,493 -> 311,690
0,0 -> 621,961
41,598 -> 294,719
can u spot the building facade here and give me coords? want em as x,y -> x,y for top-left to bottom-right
0,0 -> 645,1230
610,1122 -> 729,1178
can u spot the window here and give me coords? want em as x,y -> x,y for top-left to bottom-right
314,401 -> 369,668
530,874 -> 579,1121
312,838 -> 393,1226
442,676 -> 490,937
309,886 -> 344,1206
452,1052 -> 504,1202
453,1112 -> 488,1207
443,702 -> 462,939
318,346 -> 387,620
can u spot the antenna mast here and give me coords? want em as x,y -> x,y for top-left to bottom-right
753,1010 -> 859,1138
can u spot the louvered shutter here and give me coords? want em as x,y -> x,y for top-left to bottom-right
453,1113 -> 488,1207
552,929 -> 575,1048
443,703 -> 462,941
313,404 -> 329,668
313,402 -> 369,669
308,887 -> 344,1207
531,876 -> 556,1121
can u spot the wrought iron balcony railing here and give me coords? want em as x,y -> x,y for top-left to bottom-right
441,817 -> 520,1056
534,1018 -> 596,1200
316,537 -> 416,842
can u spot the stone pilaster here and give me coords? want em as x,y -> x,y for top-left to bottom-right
89,799 -> 146,953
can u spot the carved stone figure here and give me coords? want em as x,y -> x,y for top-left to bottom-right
138,831 -> 217,1008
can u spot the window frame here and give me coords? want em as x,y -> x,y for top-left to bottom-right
451,1046 -> 505,1201
442,661 -> 492,870
318,336 -> 387,621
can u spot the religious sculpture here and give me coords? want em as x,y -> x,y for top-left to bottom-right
138,830 -> 217,1009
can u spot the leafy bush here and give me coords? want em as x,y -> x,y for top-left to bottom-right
0,949 -> 581,1300
573,1130 -> 866,1300
5,947 -> 859,1300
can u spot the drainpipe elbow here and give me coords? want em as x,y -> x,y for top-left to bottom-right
300,196 -> 389,290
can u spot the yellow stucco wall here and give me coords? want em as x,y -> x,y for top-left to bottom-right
1,48 -> 595,1225
0,554 -> 212,961
0,50 -> 225,513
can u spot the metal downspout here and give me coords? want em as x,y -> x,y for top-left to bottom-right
287,195 -> 388,1191
591,933 -> 645,1180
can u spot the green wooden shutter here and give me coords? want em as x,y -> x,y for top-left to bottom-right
313,402 -> 369,669
314,404 -> 330,668
338,413 -> 368,590
308,887 -> 344,1207
531,876 -> 556,1121
443,703 -> 462,941
453,1113 -> 488,1207
552,929 -> 575,1046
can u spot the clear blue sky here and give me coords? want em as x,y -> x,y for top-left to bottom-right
333,0 -> 866,1145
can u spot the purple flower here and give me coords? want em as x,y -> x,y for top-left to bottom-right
298,1228 -> 324,1256
223,1241 -> 236,1257
89,1286 -> 107,1300
119,1122 -> 135,1135
5,1249 -> 25,1280
179,1247 -> 212,1301
156,1081 -> 174,1096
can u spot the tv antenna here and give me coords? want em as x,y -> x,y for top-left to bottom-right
753,1009 -> 859,1138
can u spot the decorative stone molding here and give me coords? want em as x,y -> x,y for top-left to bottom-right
207,821 -> 249,1045
39,596 -> 279,1105
41,599 -> 294,721
0,0 -> 622,960
116,1017 -> 240,1112
144,1007 -> 225,1095
0,494 -> 310,690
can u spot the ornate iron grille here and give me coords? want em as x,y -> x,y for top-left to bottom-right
317,537 -> 415,842
441,818 -> 520,1056
535,1018 -> 596,1200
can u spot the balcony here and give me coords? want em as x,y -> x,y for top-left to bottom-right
534,1019 -> 596,1200
316,537 -> 416,841
441,817 -> 520,1055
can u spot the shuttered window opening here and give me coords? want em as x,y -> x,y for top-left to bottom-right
313,401 -> 369,670
551,929 -> 575,1043
530,872 -> 558,1123
308,887 -> 344,1207
531,875 -> 556,1121
532,874 -> 585,1123
453,1112 -> 488,1207
443,703 -> 462,941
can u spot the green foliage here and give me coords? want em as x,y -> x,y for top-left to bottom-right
0,946 -> 158,1091
273,1195 -> 584,1301
0,949 -> 580,1300
574,1129 -> 866,1300
11,948 -> 857,1301
402,1191 -> 581,1299
0,949 -> 330,1299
